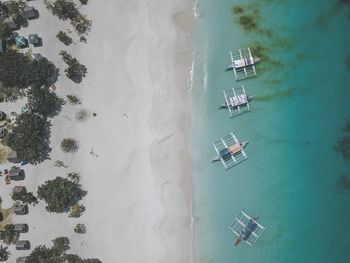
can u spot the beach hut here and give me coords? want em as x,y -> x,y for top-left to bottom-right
9,166 -> 25,180
14,224 -> 28,233
2,0 -> 16,14
15,240 -> 30,250
0,127 -> 6,138
31,53 -> 42,61
15,35 -> 27,48
16,257 -> 28,263
7,151 -> 19,163
4,17 -> 17,30
0,39 -> 6,54
13,204 -> 28,215
23,6 -> 36,19
0,111 -> 6,120
13,186 -> 27,194
28,34 -> 39,46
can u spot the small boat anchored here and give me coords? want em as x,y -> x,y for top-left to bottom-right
226,47 -> 260,81
212,132 -> 248,170
218,85 -> 253,118
230,210 -> 265,247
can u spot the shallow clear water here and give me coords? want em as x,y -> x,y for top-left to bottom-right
191,0 -> 350,262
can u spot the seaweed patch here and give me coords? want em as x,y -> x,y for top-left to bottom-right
337,175 -> 350,190
231,5 -> 273,37
346,54 -> 350,69
334,118 -> 350,160
254,87 -> 294,102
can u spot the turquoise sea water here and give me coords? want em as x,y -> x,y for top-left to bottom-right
190,0 -> 350,262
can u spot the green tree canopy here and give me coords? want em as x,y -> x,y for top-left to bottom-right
0,50 -> 57,101
37,177 -> 86,213
0,224 -> 16,245
5,112 -> 50,164
27,86 -> 64,118
0,22 -> 11,39
27,237 -> 101,263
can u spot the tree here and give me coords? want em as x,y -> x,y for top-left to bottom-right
0,245 -> 9,261
37,177 -> 87,213
0,224 -> 17,245
26,237 -> 101,263
0,22 -> 11,39
12,191 -> 38,205
46,0 -> 91,35
60,138 -> 79,153
60,51 -> 87,83
56,31 -> 73,45
27,86 -> 64,118
52,237 -> 70,255
0,50 -> 57,101
5,112 -> 50,164
27,57 -> 57,87
46,0 -> 79,20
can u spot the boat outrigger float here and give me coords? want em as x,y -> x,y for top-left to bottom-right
218,85 -> 253,118
230,210 -> 265,247
226,47 -> 260,81
212,132 -> 248,170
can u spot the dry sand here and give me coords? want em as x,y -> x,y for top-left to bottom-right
0,0 -> 194,262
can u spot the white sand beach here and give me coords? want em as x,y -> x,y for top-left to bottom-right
0,0 -> 194,262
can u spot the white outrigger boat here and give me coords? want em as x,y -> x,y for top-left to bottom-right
226,47 -> 260,81
212,132 -> 248,170
230,210 -> 265,247
218,85 -> 253,118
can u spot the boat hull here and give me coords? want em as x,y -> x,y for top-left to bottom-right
211,140 -> 249,162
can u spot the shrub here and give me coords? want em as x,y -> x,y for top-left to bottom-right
54,160 -> 68,168
67,172 -> 80,182
66,94 -> 81,105
68,204 -> 85,218
60,138 -> 78,153
74,223 -> 86,233
56,31 -> 73,45
75,109 -> 89,121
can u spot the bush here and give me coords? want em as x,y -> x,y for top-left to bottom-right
66,94 -> 81,105
68,204 -> 85,218
67,172 -> 80,182
56,31 -> 73,45
79,0 -> 88,4
54,160 -> 68,168
37,177 -> 87,213
74,223 -> 86,233
60,138 -> 79,153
